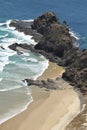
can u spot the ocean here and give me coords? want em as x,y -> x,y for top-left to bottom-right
0,0 -> 87,124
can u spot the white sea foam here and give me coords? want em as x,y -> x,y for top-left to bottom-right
69,30 -> 80,40
22,57 -> 38,62
12,30 -> 37,45
69,29 -> 80,47
23,19 -> 34,22
0,34 -> 8,38
0,18 -> 49,125
0,54 -> 9,72
0,47 -> 16,72
6,20 -> 15,30
21,79 -> 28,87
5,19 -> 37,45
33,59 -> 49,80
0,78 -> 2,82
22,52 -> 30,56
0,82 -> 33,125
28,58 -> 38,62
0,61 -> 9,72
0,20 -> 12,27
1,37 -> 22,46
0,85 -> 23,92
0,78 -> 27,92
1,28 -> 37,46
0,96 -> 33,125
0,22 -> 6,26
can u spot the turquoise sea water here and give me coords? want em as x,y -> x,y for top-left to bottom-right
0,22 -> 48,124
0,0 -> 87,124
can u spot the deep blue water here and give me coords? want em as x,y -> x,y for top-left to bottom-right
0,0 -> 87,124
0,0 -> 87,48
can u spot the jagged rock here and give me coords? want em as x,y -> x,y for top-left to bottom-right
31,12 -> 59,35
8,43 -> 19,51
8,42 -> 62,64
32,12 -> 73,57
8,43 -> 34,52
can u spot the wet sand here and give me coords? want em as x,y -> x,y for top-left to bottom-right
0,62 -> 81,130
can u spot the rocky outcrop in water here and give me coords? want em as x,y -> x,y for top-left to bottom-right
9,12 -> 73,65
32,12 -> 73,58
8,43 -> 34,52
9,12 -> 87,94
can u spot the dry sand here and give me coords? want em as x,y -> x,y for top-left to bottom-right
38,61 -> 65,80
0,62 -> 81,130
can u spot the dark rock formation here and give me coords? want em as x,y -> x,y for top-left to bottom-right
24,78 -> 65,90
9,11 -> 87,94
8,43 -> 19,51
8,42 -> 62,64
32,12 -> 73,58
31,12 -> 59,35
31,12 -> 87,93
10,12 -> 73,58
8,43 -> 35,52
0,45 -> 5,50
62,49 -> 87,93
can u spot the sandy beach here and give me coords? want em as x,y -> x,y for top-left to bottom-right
0,62 -> 81,130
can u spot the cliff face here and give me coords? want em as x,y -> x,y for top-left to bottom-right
62,49 -> 87,93
9,12 -> 87,94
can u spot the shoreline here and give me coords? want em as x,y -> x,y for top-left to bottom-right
0,62 -> 82,130
0,61 -> 61,125
0,96 -> 33,125
0,11 -> 86,130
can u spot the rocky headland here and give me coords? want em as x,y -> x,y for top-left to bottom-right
0,11 -> 84,130
9,11 -> 87,95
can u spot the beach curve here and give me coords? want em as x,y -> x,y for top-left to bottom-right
0,62 -> 82,130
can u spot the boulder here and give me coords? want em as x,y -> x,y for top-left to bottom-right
8,43 -> 35,52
